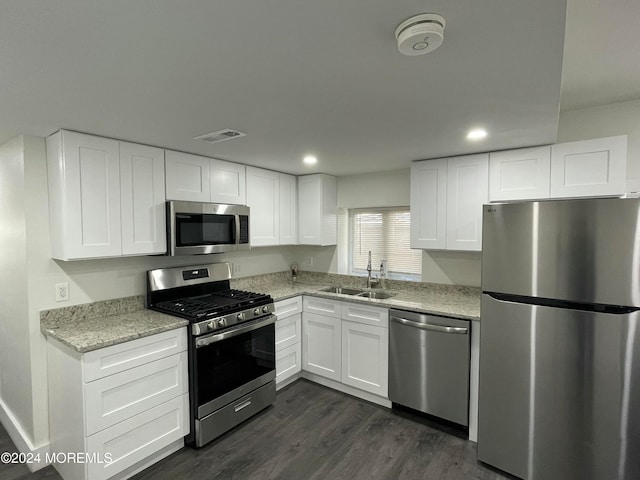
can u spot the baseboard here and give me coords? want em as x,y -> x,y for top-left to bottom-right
113,438 -> 184,480
0,396 -> 51,472
300,372 -> 392,408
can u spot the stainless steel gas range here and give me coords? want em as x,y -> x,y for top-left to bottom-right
146,262 -> 276,447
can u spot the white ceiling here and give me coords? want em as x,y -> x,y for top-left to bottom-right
0,1 -> 637,176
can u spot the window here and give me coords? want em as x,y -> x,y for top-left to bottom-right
350,207 -> 422,281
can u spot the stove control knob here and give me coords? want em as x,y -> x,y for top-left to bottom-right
207,321 -> 215,331
262,306 -> 269,313
253,308 -> 260,316
217,319 -> 225,328
236,313 -> 243,321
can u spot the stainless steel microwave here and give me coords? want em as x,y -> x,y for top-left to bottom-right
166,201 -> 250,256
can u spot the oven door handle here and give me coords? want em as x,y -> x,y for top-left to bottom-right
195,314 -> 276,348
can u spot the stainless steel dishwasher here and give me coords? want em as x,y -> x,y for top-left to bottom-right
389,309 -> 470,426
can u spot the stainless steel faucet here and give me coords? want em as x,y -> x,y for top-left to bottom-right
366,251 -> 373,288
367,251 -> 384,288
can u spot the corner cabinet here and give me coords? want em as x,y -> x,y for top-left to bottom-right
410,154 -> 488,251
298,174 -> 337,246
47,130 -> 166,260
47,328 -> 189,480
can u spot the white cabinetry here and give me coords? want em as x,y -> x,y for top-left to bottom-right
165,151 -> 211,202
410,159 -> 447,249
446,154 -> 489,251
410,154 -> 488,251
210,159 -> 246,205
279,173 -> 298,245
302,297 -> 342,381
165,151 -> 247,205
47,328 -> 189,480
489,146 -> 551,201
47,130 -> 166,260
120,142 -> 167,255
341,304 -> 388,397
550,135 -> 627,198
298,174 -> 337,245
246,167 -> 280,246
275,297 -> 302,388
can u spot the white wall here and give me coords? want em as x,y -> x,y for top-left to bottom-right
558,99 -> 640,184
0,136 -> 34,442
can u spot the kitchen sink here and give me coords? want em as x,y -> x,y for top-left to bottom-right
319,286 -> 363,295
356,291 -> 397,299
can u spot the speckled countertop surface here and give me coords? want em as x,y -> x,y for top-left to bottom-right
40,296 -> 189,353
41,272 -> 480,354
233,272 -> 481,321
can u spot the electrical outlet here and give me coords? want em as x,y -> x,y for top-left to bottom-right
305,256 -> 314,267
232,263 -> 241,275
55,282 -> 69,302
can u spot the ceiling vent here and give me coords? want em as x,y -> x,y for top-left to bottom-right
395,14 -> 446,56
193,128 -> 247,144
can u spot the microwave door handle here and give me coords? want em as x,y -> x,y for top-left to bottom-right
234,214 -> 239,245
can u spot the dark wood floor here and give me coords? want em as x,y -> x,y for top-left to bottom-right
1,380 -> 508,480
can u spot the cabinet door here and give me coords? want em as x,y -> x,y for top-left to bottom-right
446,154 -> 489,251
279,173 -> 298,245
297,175 -> 322,245
246,166 -> 279,246
165,151 -> 211,201
302,313 -> 341,381
489,146 -> 551,201
56,131 -> 122,259
341,320 -> 388,397
410,159 -> 447,249
275,314 -> 301,351
210,159 -> 246,205
550,135 -> 627,198
276,342 -> 302,385
120,142 -> 166,255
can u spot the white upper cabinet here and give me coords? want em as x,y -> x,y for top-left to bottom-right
165,151 -> 211,202
279,173 -> 298,245
550,135 -> 627,198
298,174 -> 337,246
120,142 -> 166,255
47,131 -> 122,259
489,146 -> 551,201
246,166 -> 280,246
47,131 -> 168,260
210,159 -> 246,205
410,159 -> 447,249
446,154 -> 489,251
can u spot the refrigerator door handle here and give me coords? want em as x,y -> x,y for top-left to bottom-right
391,316 -> 468,334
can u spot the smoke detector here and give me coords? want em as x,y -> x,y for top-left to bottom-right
193,128 -> 246,144
395,14 -> 446,56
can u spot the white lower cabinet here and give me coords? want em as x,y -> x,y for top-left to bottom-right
301,296 -> 389,401
341,320 -> 388,397
47,328 -> 189,480
302,312 -> 342,381
275,297 -> 303,387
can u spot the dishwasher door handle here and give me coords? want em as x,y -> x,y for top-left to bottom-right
390,316 -> 468,334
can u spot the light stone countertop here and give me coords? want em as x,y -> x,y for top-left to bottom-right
40,272 -> 480,354
233,272 -> 481,321
40,296 -> 189,353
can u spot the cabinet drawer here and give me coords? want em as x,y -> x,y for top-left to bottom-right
276,342 -> 302,384
83,328 -> 187,382
275,296 -> 302,319
86,394 -> 188,480
341,303 -> 389,328
275,314 -> 301,351
303,296 -> 341,318
85,352 -> 188,436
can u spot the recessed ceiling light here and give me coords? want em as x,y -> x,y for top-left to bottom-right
467,128 -> 488,140
303,155 -> 317,165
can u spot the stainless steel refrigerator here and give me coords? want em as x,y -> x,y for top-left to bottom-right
478,198 -> 640,480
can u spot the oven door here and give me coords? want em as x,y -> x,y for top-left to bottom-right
193,315 -> 276,419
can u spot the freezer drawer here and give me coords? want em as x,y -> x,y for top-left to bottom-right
478,293 -> 640,480
389,309 -> 470,426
